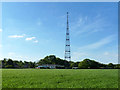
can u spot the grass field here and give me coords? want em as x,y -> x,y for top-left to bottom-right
2,69 -> 118,88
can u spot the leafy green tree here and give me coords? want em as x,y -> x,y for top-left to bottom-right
69,61 -> 79,68
13,60 -> 19,68
29,62 -> 36,68
70,62 -> 75,68
78,59 -> 102,69
114,64 -> 120,69
37,55 -> 70,68
5,59 -> 14,68
18,61 -> 24,68
2,58 -> 7,68
108,63 -> 114,68
78,59 -> 90,68
5,65 -> 13,68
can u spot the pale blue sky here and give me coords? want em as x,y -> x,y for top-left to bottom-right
1,2 -> 118,64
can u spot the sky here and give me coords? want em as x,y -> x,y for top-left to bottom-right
0,2 -> 118,64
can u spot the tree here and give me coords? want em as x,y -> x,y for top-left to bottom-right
37,55 -> 70,68
69,61 -> 79,68
78,59 -> 102,69
108,63 -> 114,68
5,59 -> 14,68
29,62 -> 36,68
2,58 -> 7,68
78,59 -> 90,69
114,64 -> 120,69
13,60 -> 19,68
18,61 -> 24,68
70,62 -> 75,68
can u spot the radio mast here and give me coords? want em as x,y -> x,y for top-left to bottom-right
64,12 -> 71,61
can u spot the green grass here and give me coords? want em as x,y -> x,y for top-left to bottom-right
2,69 -> 118,88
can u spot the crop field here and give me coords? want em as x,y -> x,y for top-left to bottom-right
2,69 -> 118,88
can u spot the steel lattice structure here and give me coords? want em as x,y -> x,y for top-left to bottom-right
64,12 -> 71,61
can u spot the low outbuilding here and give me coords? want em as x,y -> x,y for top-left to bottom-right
36,64 -> 64,69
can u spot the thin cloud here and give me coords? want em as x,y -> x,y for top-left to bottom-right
72,52 -> 89,61
37,22 -> 42,26
79,35 -> 116,50
104,52 -> 109,56
103,52 -> 118,57
8,52 -> 15,56
25,37 -> 36,41
0,45 -> 2,48
37,18 -> 42,26
0,29 -> 2,32
71,14 -> 107,36
33,40 -> 38,43
8,34 -> 25,38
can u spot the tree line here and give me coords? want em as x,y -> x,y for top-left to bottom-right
1,58 -> 36,68
0,55 -> 120,69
